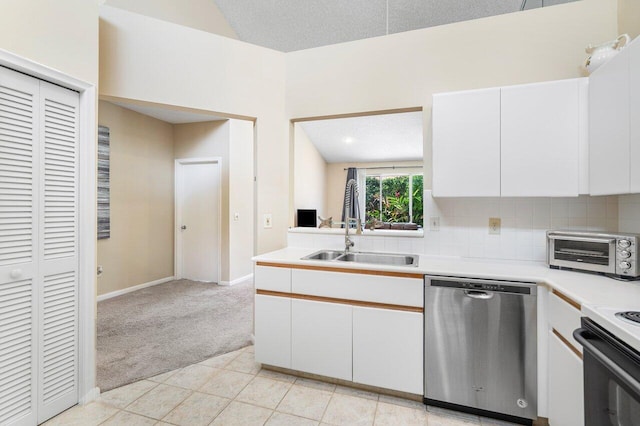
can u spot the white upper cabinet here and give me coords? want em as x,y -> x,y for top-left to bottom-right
589,45 -> 631,195
501,79 -> 582,197
630,41 -> 640,193
432,88 -> 501,197
433,78 -> 587,197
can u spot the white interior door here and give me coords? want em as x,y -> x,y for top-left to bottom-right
177,160 -> 220,282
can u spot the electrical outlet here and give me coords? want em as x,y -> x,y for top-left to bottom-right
263,213 -> 272,229
234,212 -> 240,221
488,217 -> 501,235
430,216 -> 440,231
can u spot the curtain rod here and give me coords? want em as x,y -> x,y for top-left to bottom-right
343,165 -> 422,171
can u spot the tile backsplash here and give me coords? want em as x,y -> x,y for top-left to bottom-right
424,191 -> 618,261
288,191 -> 620,263
619,194 -> 640,233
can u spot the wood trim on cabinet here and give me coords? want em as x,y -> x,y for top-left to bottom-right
552,328 -> 583,360
255,261 -> 424,279
551,289 -> 582,311
256,289 -> 424,313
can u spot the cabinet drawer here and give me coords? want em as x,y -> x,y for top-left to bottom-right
291,269 -> 423,307
549,290 -> 582,353
255,265 -> 291,292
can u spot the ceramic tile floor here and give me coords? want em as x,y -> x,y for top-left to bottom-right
45,345 -> 519,426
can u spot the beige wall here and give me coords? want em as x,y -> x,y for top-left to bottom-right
103,0 -> 237,39
325,161 -> 423,221
99,5 -> 288,255
228,120 -> 255,280
97,101 -> 175,296
293,124 -> 328,222
619,0 -> 640,38
0,0 -> 99,85
173,120 -> 231,281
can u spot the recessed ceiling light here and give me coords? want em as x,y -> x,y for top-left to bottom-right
344,137 -> 355,144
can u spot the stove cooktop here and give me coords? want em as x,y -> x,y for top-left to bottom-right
583,305 -> 640,353
616,311 -> 640,326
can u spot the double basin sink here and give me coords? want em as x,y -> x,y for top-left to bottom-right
302,249 -> 419,267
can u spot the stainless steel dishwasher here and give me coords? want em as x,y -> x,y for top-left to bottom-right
424,275 -> 537,425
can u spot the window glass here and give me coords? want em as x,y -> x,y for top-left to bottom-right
365,173 -> 423,227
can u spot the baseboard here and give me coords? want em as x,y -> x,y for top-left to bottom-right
97,276 -> 175,301
219,273 -> 254,286
79,387 -> 100,405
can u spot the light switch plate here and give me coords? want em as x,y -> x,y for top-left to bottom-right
263,213 -> 272,229
489,217 -> 501,234
430,216 -> 440,231
234,212 -> 239,221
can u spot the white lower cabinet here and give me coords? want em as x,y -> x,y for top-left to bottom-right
291,299 -> 352,381
352,306 -> 423,394
254,295 -> 291,368
548,330 -> 584,426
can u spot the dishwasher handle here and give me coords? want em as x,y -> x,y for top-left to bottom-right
464,290 -> 494,300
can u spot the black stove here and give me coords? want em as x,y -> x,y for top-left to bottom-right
615,311 -> 640,325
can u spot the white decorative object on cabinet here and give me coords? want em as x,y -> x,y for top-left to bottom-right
432,88 -> 501,197
352,306 -> 423,394
291,299 -> 352,381
0,66 -> 80,425
548,330 -> 584,426
254,295 -> 291,369
501,79 -> 582,196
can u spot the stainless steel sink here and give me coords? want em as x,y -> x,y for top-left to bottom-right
302,250 -> 345,261
336,252 -> 418,266
302,250 -> 419,267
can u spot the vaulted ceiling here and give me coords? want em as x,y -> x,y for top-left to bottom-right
213,0 -> 577,52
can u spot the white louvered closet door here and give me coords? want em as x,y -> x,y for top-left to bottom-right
0,67 -> 79,426
36,82 -> 79,423
0,66 -> 39,426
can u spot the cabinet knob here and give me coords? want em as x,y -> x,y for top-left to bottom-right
10,269 -> 22,279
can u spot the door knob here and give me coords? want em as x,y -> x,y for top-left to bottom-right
181,225 -> 187,230
10,269 -> 22,279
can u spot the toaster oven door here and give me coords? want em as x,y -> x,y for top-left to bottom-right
549,235 -> 616,274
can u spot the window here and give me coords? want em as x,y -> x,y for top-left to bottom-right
365,173 -> 423,227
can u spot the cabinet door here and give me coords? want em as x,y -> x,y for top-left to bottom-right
432,88 -> 501,197
254,295 -> 291,368
589,47 -> 631,195
291,299 -> 352,381
630,41 -> 640,193
501,80 -> 580,196
548,330 -> 584,426
254,265 -> 291,292
353,307 -> 423,394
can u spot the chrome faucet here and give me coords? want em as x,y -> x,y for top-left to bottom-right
344,179 -> 362,253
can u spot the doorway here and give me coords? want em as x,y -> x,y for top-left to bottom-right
175,157 -> 222,283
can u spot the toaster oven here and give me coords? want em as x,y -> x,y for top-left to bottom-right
547,231 -> 640,279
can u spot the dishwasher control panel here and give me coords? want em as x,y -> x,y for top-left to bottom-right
430,278 -> 534,295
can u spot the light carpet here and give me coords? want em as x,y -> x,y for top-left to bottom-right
97,279 -> 254,391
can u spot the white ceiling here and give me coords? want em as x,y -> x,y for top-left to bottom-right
108,100 -> 228,124
298,111 -> 423,164
213,0 -> 577,52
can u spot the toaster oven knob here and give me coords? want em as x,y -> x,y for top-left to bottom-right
619,250 -> 631,259
619,261 -> 632,270
619,239 -> 632,248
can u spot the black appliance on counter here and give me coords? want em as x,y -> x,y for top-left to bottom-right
574,317 -> 640,425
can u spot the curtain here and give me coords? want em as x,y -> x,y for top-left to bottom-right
341,167 -> 361,227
